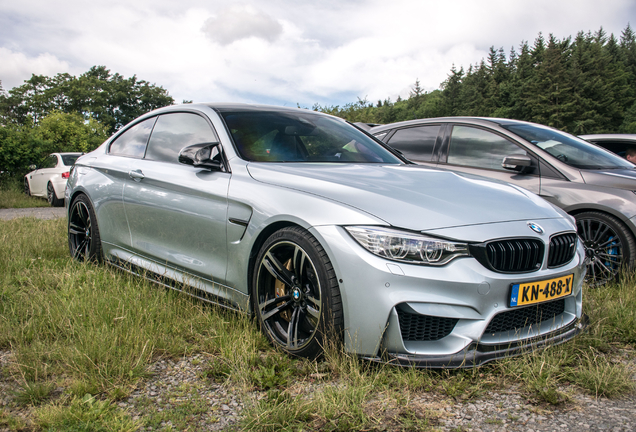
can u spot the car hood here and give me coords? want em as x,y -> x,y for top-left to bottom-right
246,163 -> 562,231
580,168 -> 636,190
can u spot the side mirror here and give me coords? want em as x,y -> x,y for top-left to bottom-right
502,154 -> 533,173
178,142 -> 223,171
29,164 -> 37,170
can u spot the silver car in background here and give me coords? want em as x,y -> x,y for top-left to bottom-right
66,104 -> 587,367
371,118 -> 636,286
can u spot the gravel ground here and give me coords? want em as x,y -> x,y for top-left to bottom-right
1,349 -> 635,431
434,389 -> 636,431
122,355 -> 243,431
0,207 -> 66,220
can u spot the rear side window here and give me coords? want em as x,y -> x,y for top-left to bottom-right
145,113 -> 218,163
43,155 -> 58,168
109,117 -> 157,158
387,126 -> 440,162
447,125 -> 526,171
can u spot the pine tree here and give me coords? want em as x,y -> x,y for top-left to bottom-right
440,65 -> 464,116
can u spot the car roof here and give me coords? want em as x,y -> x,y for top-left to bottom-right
368,116 -> 532,133
151,102 -> 333,116
579,134 -> 636,141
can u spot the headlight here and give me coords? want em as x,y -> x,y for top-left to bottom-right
345,226 -> 470,265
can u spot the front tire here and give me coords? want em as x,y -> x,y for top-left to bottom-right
252,226 -> 343,358
47,182 -> 63,207
68,194 -> 103,262
576,211 -> 636,286
24,178 -> 31,196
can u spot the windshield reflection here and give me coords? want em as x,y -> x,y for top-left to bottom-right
219,110 -> 402,164
503,123 -> 634,170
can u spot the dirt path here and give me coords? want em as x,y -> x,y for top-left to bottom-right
0,207 -> 66,220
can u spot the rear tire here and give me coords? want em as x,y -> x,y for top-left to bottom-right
47,182 -> 63,207
575,211 -> 636,286
252,226 -> 343,359
68,194 -> 103,263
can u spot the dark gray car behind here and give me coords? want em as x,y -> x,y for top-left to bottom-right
370,117 -> 636,285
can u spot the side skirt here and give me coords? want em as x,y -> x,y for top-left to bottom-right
106,257 -> 249,313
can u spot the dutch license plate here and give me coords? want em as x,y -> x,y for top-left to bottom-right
509,274 -> 574,307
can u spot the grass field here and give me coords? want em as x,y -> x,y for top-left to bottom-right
0,217 -> 634,431
0,178 -> 50,209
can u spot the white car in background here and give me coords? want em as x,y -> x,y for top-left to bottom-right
24,152 -> 82,207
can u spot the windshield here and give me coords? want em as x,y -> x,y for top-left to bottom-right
219,110 -> 402,164
61,155 -> 80,166
502,123 -> 633,170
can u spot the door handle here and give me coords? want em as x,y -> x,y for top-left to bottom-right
128,169 -> 145,182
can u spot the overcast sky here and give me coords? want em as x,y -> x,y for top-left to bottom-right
1,0 -> 634,108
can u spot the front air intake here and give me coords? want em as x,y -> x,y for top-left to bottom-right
484,299 -> 566,335
396,307 -> 458,341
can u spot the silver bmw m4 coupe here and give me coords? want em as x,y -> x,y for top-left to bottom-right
65,103 -> 587,367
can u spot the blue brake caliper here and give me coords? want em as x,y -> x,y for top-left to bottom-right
606,235 -> 618,269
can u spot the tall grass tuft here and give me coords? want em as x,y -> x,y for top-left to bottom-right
33,394 -> 140,431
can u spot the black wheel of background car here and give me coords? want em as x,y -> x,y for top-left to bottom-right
68,194 -> 102,263
47,182 -> 63,207
24,178 -> 30,196
252,226 -> 343,358
575,211 -> 636,286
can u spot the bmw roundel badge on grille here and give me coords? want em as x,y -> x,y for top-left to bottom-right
527,222 -> 544,234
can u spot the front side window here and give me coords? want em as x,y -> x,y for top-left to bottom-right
109,117 -> 157,158
387,125 -> 440,162
503,124 -> 634,170
145,113 -> 218,163
219,110 -> 402,164
447,125 -> 526,171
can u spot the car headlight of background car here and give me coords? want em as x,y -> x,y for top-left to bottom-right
345,226 -> 470,265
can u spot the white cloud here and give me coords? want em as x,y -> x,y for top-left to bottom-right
0,0 -> 634,106
0,48 -> 70,90
202,5 -> 283,45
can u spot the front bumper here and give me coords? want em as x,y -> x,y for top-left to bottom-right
311,221 -> 587,364
364,313 -> 588,368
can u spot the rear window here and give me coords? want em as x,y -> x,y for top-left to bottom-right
61,155 -> 80,166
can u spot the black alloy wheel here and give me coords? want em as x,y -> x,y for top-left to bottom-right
47,182 -> 63,207
252,227 -> 343,358
68,194 -> 102,262
24,178 -> 30,196
576,211 -> 636,286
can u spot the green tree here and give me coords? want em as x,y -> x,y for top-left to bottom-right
440,65 -> 464,116
35,111 -> 109,153
0,66 -> 174,132
0,125 -> 49,177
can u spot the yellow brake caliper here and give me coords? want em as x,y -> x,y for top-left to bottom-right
275,258 -> 293,321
